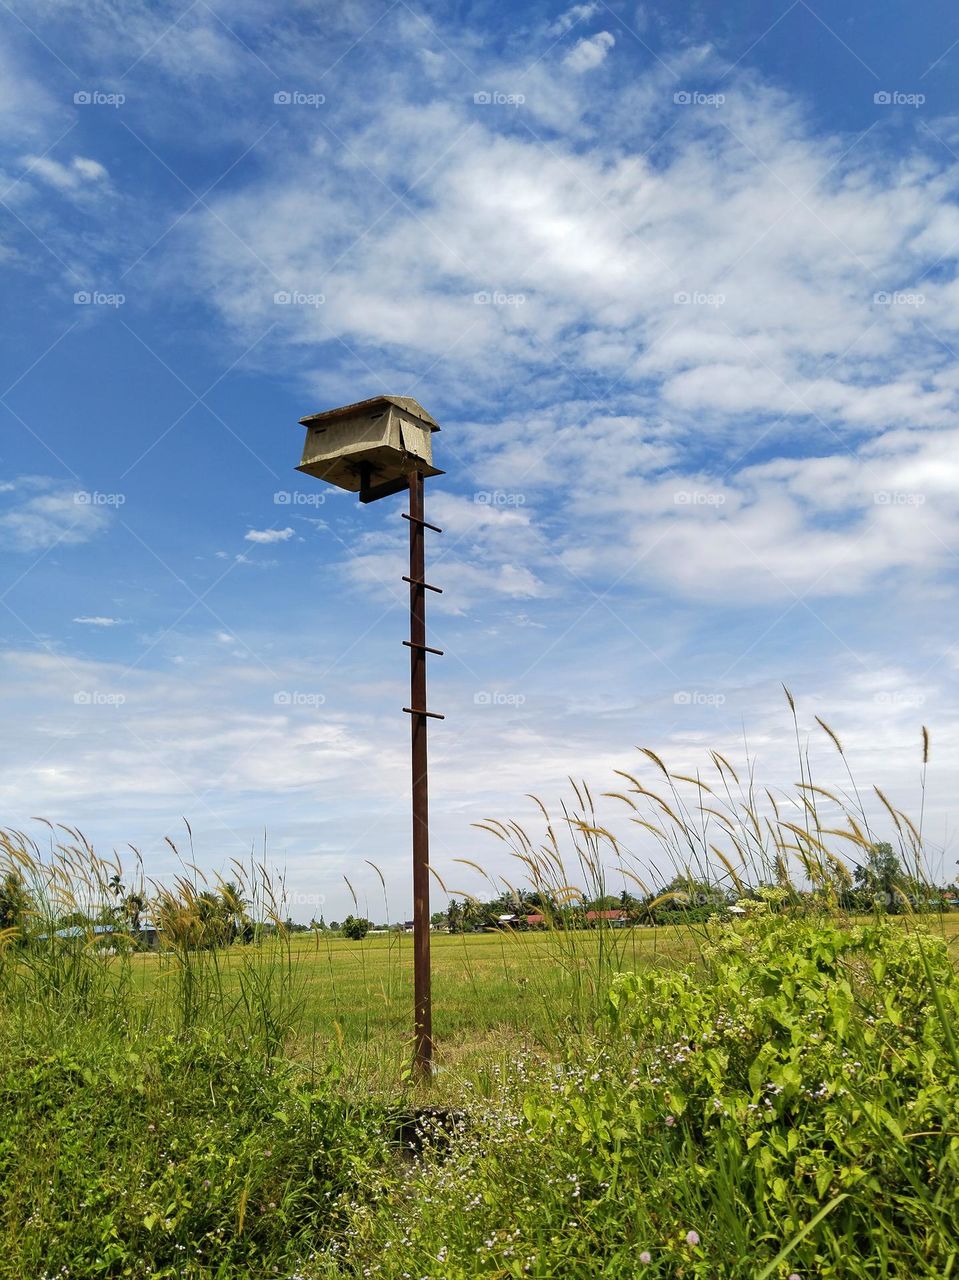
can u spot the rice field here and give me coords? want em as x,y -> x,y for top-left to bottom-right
124,925 -> 696,1083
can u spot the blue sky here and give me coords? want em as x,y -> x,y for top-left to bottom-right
1,0 -> 958,919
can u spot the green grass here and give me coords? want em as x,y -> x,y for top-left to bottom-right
4,908 -> 959,1277
315,915 -> 959,1279
3,712 -> 958,1277
125,926 -> 694,1083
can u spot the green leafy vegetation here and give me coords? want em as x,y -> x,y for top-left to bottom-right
2,712 -> 958,1276
329,915 -> 959,1279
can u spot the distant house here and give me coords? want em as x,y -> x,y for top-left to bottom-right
483,914 -> 519,931
520,909 -> 630,929
585,910 -> 629,927
36,923 -> 161,949
38,924 -> 116,942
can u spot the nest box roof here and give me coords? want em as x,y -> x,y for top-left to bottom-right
299,395 -> 440,431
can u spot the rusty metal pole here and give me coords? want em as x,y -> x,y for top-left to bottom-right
408,470 -> 432,1074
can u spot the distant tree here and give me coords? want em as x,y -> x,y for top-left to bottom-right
584,894 -> 620,913
853,842 -> 907,913
619,889 -> 648,921
341,915 -> 370,940
446,900 -> 464,934
0,870 -> 31,940
219,881 -> 250,942
122,891 -> 147,933
329,921 -> 341,932
461,900 -> 482,932
522,890 -> 550,911
430,911 -> 447,928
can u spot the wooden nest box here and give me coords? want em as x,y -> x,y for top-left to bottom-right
297,395 -> 442,498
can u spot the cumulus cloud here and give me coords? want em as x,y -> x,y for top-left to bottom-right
166,41 -> 959,616
3,4 -> 957,912
563,30 -> 615,71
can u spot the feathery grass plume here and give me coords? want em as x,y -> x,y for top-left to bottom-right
874,786 -> 904,835
638,747 -> 669,776
629,818 -> 669,840
819,826 -> 871,849
427,865 -> 450,894
743,803 -> 763,846
699,806 -> 736,830
815,716 -> 845,756
922,726 -> 930,765
711,846 -> 746,894
603,791 -> 639,811
454,857 -> 493,878
823,850 -> 853,889
671,773 -> 715,795
797,782 -> 844,806
343,876 -> 358,910
845,814 -> 869,846
571,820 -> 620,847
897,808 -> 922,847
363,860 -> 384,901
472,821 -> 506,839
507,821 -> 534,853
619,867 -> 652,897
710,750 -> 740,784
779,822 -> 830,856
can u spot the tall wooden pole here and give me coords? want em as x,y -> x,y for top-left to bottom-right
408,470 -> 432,1074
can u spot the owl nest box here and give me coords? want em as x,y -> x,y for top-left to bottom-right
297,395 -> 442,496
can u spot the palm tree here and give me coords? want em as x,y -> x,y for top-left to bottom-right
122,891 -> 147,933
461,899 -> 483,932
219,881 -> 250,943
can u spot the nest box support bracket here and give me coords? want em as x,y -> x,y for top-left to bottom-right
357,461 -> 410,504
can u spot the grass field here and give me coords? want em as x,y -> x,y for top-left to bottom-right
5,903 -> 959,1277
4,727 -> 959,1277
127,925 -> 698,1084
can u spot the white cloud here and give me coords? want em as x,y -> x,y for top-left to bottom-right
21,154 -> 109,191
3,6 -> 958,913
170,50 -> 959,616
73,616 -> 126,627
563,30 -> 615,72
547,3 -> 599,36
0,42 -> 61,142
245,527 -> 294,544
0,487 -> 111,552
